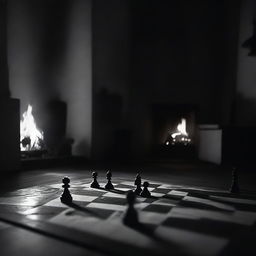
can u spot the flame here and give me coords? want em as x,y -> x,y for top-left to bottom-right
20,105 -> 44,151
171,118 -> 188,138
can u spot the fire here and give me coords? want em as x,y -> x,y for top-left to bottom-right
20,105 -> 44,151
171,118 -> 188,139
165,118 -> 191,145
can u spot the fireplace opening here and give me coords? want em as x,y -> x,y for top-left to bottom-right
164,117 -> 192,146
20,100 -> 73,159
151,104 -> 197,159
20,104 -> 46,158
20,105 -> 45,151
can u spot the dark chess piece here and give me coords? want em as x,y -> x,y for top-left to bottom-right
230,168 -> 240,194
105,171 -> 114,190
60,176 -> 73,204
134,173 -> 142,195
140,181 -> 151,197
90,171 -> 100,188
123,191 -> 139,227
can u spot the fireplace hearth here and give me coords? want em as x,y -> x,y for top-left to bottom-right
151,104 -> 197,159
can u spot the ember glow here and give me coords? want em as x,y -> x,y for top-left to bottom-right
20,105 -> 44,151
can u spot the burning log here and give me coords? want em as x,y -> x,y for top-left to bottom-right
21,136 -> 31,148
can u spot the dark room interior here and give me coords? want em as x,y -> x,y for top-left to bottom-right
1,0 -> 256,255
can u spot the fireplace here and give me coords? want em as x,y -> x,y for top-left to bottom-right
164,117 -> 192,146
20,104 -> 46,158
20,100 -> 73,159
20,105 -> 44,151
151,104 -> 197,159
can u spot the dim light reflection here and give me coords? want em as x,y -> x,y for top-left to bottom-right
22,196 -> 41,207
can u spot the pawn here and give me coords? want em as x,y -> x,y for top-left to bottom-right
60,176 -> 73,204
123,191 -> 139,227
90,171 -> 100,188
134,173 -> 142,195
230,168 -> 240,194
140,181 -> 151,197
105,171 -> 114,190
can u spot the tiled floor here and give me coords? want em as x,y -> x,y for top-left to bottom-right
0,161 -> 255,256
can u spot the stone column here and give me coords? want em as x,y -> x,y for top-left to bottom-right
0,0 -> 10,98
0,0 -> 20,171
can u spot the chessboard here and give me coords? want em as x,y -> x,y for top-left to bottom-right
0,175 -> 256,256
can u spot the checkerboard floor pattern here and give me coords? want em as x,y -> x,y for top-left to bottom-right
0,178 -> 256,256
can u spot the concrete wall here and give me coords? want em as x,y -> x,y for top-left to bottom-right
236,0 -> 256,125
0,1 -> 20,171
91,0 -> 242,160
5,0 -> 244,161
8,0 -> 92,157
92,0 -> 132,160
129,0 -> 238,158
61,0 -> 92,156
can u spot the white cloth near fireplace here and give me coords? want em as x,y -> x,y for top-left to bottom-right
198,125 -> 222,165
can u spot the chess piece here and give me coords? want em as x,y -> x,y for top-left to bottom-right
134,173 -> 142,195
60,176 -> 73,204
105,171 -> 114,190
123,191 -> 139,227
90,171 -> 100,188
140,181 -> 151,197
230,168 -> 240,194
